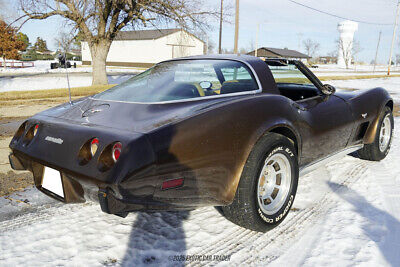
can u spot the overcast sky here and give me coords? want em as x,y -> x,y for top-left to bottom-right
7,0 -> 400,64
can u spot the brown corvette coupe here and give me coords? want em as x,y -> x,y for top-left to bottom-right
9,55 -> 393,232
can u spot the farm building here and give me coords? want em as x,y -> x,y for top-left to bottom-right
81,29 -> 205,68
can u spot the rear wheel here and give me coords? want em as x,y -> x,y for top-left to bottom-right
358,106 -> 393,161
220,133 -> 299,232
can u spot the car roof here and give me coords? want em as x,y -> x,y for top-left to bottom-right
160,54 -> 263,65
159,55 -> 281,95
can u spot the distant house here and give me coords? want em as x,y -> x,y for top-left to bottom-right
81,28 -> 205,68
35,50 -> 54,56
247,47 -> 310,61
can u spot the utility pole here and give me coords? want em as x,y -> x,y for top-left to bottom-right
234,0 -> 240,54
218,0 -> 223,54
373,31 -> 382,73
388,0 -> 400,75
255,23 -> 260,57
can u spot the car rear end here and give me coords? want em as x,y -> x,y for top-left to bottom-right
8,115 -> 156,216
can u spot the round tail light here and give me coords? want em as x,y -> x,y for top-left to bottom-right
112,142 -> 122,162
33,124 -> 39,136
90,138 -> 99,156
12,121 -> 27,143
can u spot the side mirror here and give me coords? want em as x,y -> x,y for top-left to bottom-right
321,84 -> 336,96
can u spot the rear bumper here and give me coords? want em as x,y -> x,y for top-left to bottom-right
8,152 -> 213,215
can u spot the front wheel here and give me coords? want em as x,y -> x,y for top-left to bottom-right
358,106 -> 394,161
220,133 -> 299,232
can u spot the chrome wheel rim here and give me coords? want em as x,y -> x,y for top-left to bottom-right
257,152 -> 292,215
379,115 -> 392,152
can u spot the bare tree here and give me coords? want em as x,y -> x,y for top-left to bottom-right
396,54 -> 400,66
207,39 -> 215,54
18,0 -> 217,85
337,39 -> 350,69
337,38 -> 361,69
54,31 -> 74,53
1,0 -> 17,23
352,40 -> 362,62
303,38 -> 320,59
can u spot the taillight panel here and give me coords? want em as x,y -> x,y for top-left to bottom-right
11,121 -> 27,144
78,138 -> 100,165
112,142 -> 122,162
22,123 -> 39,146
98,141 -> 123,172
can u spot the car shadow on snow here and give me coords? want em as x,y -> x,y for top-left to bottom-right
120,123 -> 196,266
328,181 -> 400,265
121,211 -> 190,266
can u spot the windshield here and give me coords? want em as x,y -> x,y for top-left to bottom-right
94,59 -> 259,103
268,63 -> 313,85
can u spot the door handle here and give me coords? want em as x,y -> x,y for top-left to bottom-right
292,102 -> 307,111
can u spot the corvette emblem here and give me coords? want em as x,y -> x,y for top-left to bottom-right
45,136 -> 64,144
361,113 -> 367,118
82,104 -> 110,118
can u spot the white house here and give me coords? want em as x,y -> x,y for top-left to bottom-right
81,29 -> 205,68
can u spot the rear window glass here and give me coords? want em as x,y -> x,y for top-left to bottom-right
94,59 -> 259,103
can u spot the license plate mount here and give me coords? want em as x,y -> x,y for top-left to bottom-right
41,166 -> 64,199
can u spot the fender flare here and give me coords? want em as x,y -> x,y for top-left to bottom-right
363,99 -> 393,144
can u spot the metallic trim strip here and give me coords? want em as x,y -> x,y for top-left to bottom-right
89,89 -> 260,105
299,144 -> 364,176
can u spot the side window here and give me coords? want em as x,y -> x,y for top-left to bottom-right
269,64 -> 313,85
221,66 -> 253,82
268,63 -> 319,101
174,63 -> 222,92
219,64 -> 258,94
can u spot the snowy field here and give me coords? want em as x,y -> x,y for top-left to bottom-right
0,119 -> 399,266
0,73 -> 134,92
0,60 -> 141,75
314,64 -> 400,76
328,77 -> 400,102
0,60 -> 140,92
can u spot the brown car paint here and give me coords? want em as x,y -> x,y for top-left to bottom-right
8,55 -> 393,215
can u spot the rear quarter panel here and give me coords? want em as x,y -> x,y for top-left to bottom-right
145,94 -> 301,205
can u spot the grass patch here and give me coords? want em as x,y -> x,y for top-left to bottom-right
0,84 -> 115,101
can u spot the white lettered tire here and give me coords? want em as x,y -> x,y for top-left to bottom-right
220,133 -> 299,232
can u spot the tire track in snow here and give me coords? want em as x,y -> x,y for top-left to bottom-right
188,160 -> 367,266
239,162 -> 368,266
0,158 -> 368,266
0,202 -> 96,232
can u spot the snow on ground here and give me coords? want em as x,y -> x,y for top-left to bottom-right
314,64 -> 400,74
0,73 -> 134,92
328,77 -> 400,102
0,60 -> 142,75
0,120 -> 399,266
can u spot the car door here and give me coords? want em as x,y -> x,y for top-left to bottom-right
294,93 -> 355,166
266,59 -> 355,166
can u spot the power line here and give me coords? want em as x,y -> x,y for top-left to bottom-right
287,0 -> 394,26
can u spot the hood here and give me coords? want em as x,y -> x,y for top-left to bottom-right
334,89 -> 371,101
34,96 -> 242,134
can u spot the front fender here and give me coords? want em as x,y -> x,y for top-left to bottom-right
354,88 -> 393,144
